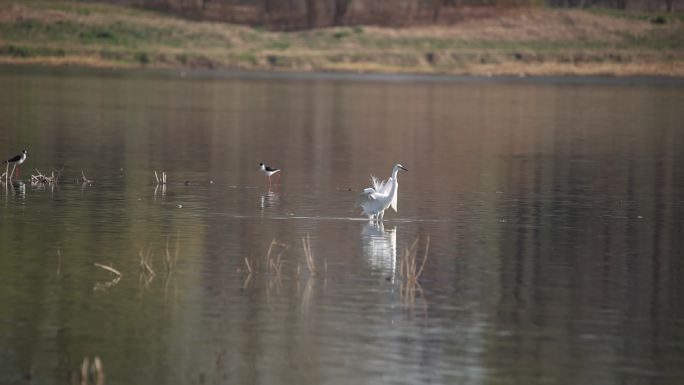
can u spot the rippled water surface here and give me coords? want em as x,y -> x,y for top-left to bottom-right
1,67 -> 683,385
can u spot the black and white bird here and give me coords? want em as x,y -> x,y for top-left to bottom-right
4,149 -> 28,179
259,163 -> 281,187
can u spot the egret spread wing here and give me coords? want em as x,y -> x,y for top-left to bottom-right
360,175 -> 390,216
362,187 -> 376,198
371,176 -> 384,192
390,183 -> 398,212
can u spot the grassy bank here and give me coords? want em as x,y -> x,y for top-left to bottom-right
1,1 -> 683,76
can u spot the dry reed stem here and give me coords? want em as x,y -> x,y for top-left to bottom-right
94,276 -> 121,291
154,170 -> 167,185
301,277 -> 314,314
79,356 -> 105,385
242,272 -> 252,289
399,235 -> 430,317
244,257 -> 253,274
163,233 -> 180,272
57,248 -> 62,276
139,248 -> 155,277
81,170 -> 93,184
31,168 -> 62,184
80,358 -> 89,385
265,239 -> 288,276
400,235 -> 429,284
94,262 -> 122,277
302,234 -> 317,276
400,277 -> 427,315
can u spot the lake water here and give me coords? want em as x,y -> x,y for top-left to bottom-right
1,66 -> 683,385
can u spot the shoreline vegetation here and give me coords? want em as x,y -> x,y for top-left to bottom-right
0,1 -> 682,77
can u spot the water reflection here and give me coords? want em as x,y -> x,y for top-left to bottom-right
1,68 -> 684,385
260,189 -> 280,210
2,180 -> 26,201
361,222 -> 397,281
153,183 -> 166,200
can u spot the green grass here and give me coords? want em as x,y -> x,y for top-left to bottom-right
617,30 -> 684,50
266,40 -> 291,50
587,7 -> 684,23
0,44 -> 66,58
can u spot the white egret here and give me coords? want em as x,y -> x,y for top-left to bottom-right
259,163 -> 281,187
359,163 -> 407,221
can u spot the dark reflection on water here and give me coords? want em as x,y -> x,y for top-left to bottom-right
1,66 -> 683,385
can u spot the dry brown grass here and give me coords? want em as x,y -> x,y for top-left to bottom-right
30,168 -> 62,184
2,1 -> 681,76
369,9 -> 656,42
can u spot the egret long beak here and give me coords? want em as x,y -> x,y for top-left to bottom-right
399,165 -> 408,171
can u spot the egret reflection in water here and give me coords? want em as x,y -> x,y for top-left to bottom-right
361,222 -> 397,281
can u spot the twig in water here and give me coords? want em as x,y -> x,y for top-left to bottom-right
93,262 -> 122,291
94,262 -> 122,278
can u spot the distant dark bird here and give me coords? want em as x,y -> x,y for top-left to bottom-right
4,149 -> 27,179
259,163 -> 281,187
